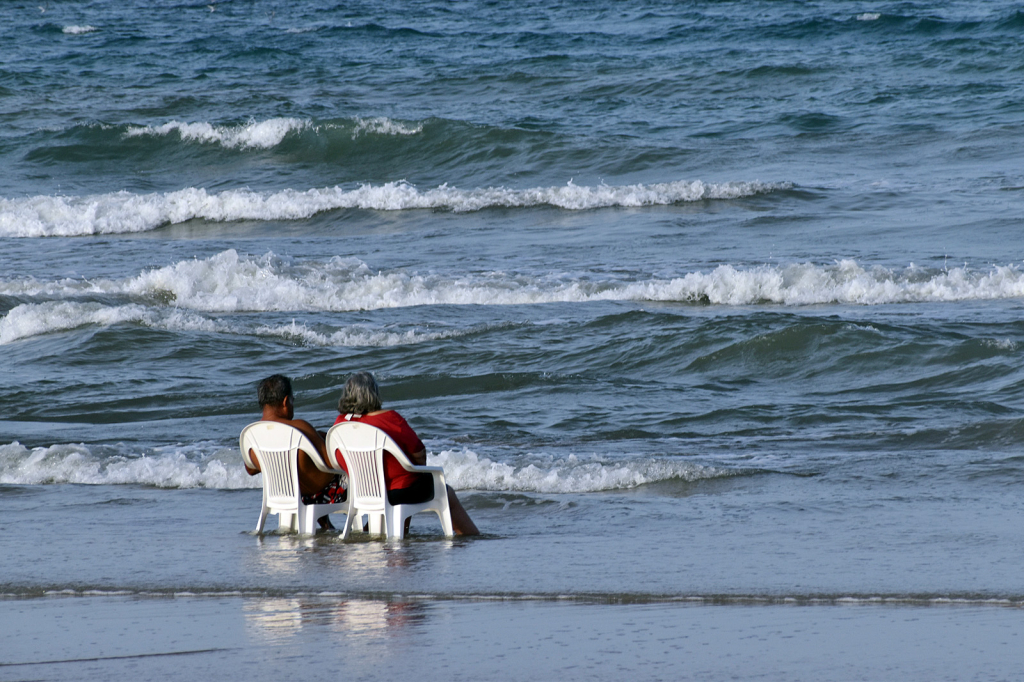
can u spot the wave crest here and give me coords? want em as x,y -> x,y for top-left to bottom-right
106,254 -> 1024,310
0,441 -> 256,489
0,298 -> 468,346
351,117 -> 424,137
5,253 -> 1024,330
434,449 -> 730,493
124,118 -> 311,149
123,116 -> 422,149
0,441 -> 730,493
0,180 -> 788,237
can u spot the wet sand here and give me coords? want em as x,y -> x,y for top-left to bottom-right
2,482 -> 1023,681
2,594 -> 1021,682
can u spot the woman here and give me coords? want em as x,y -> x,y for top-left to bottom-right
334,371 -> 479,536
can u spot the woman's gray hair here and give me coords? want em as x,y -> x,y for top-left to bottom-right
337,371 -> 382,415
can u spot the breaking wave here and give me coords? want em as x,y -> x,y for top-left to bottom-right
4,251 -> 1024,328
0,441 -> 730,492
0,299 -> 467,346
351,117 -> 424,137
0,441 -> 255,489
125,117 -> 312,149
433,448 -> 729,493
0,302 -> 213,345
122,116 -> 423,150
0,180 -> 787,237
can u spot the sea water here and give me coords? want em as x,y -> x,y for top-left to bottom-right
1,1 -> 1023,680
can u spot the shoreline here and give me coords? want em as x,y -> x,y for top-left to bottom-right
2,594 -> 1021,681
5,589 -> 1024,608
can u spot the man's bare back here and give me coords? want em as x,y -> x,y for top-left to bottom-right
244,375 -> 335,498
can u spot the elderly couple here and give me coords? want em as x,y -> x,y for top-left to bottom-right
244,372 -> 479,535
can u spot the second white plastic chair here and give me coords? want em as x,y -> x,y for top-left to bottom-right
325,421 -> 453,540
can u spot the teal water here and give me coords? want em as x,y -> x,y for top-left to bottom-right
2,1 -> 1024,678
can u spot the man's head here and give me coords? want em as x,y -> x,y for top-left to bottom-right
257,375 -> 293,417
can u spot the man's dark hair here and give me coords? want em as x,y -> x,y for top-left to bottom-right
257,374 -> 292,407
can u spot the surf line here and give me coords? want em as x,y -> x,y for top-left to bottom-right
0,647 -> 234,667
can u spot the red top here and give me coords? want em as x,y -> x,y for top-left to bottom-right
333,410 -> 425,491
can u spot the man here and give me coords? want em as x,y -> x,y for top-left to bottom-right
244,374 -> 345,529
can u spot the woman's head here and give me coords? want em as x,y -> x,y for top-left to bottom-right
337,371 -> 382,415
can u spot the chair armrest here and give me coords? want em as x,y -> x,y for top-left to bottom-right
404,465 -> 445,474
398,460 -> 447,500
413,465 -> 448,500
399,462 -> 448,496
307,449 -> 344,474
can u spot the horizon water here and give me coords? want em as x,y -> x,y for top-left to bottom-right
2,1 -> 1024,680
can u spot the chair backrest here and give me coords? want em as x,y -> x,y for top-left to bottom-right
326,421 -> 409,512
240,421 -> 319,510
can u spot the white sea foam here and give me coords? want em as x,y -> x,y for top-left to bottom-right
0,441 -> 257,489
105,254 -> 1024,310
856,13 -> 881,21
123,116 -> 419,149
982,338 -> 1017,351
432,448 -> 729,493
4,253 -> 1024,324
352,117 -> 424,137
62,25 -> 97,34
0,180 -> 787,237
124,117 -> 311,149
0,440 -> 727,492
0,298 -> 463,346
254,321 -> 459,347
0,302 -> 218,344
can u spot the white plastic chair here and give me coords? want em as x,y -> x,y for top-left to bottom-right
240,421 -> 348,534
325,421 -> 453,540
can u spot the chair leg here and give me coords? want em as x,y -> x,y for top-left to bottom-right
440,503 -> 452,536
388,507 -> 405,540
255,508 -> 268,533
300,506 -> 315,534
439,506 -> 454,538
281,512 -> 297,532
368,513 -> 383,535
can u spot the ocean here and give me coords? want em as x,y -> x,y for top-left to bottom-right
2,1 -> 1023,679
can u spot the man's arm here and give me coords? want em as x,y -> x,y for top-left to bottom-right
245,450 -> 261,476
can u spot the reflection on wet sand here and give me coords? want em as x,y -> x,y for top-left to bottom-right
244,597 -> 429,644
245,534 -> 439,644
250,532 -> 455,579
